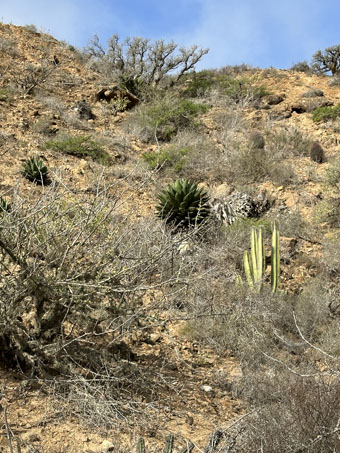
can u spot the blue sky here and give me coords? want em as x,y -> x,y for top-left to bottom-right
1,0 -> 339,70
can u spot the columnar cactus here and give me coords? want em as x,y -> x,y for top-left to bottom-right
243,221 -> 280,293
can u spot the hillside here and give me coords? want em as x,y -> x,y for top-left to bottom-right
1,23 -> 340,453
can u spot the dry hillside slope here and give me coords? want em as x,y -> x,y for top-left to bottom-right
1,23 -> 340,453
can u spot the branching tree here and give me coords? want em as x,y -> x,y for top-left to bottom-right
86,34 -> 209,89
312,45 -> 340,75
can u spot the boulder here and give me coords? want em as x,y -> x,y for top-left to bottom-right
95,86 -> 139,109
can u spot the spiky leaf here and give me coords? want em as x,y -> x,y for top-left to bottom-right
156,179 -> 210,227
22,156 -> 49,185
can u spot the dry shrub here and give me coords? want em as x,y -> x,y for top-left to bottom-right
217,374 -> 340,453
265,124 -> 312,158
0,179 -> 192,376
161,130 -> 227,181
0,36 -> 18,56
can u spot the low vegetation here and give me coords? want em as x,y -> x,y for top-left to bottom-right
312,103 -> 340,122
44,134 -> 111,164
129,97 -> 209,142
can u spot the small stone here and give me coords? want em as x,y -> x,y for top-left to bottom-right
28,434 -> 40,442
201,385 -> 213,393
100,440 -> 114,452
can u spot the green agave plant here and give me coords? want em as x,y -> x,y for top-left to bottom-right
156,178 -> 210,227
22,156 -> 49,184
0,196 -> 11,213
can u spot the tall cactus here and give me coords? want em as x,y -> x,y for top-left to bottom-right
271,220 -> 280,293
243,226 -> 265,292
164,434 -> 175,453
137,438 -> 146,453
243,221 -> 280,293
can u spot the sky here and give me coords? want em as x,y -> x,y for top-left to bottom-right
1,0 -> 340,70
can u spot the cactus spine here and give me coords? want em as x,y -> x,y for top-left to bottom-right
243,222 -> 280,293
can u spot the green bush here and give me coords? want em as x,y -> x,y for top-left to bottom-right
45,135 -> 111,164
181,71 -> 270,102
181,70 -> 216,97
134,97 -> 209,142
142,146 -> 189,171
312,104 -> 340,122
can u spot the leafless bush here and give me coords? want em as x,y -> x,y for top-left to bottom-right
85,34 -> 208,90
0,179 -> 191,377
231,374 -> 340,453
10,62 -> 56,94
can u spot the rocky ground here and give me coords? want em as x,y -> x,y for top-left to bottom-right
1,22 -> 340,452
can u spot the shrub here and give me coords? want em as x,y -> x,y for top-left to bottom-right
0,182 -> 194,381
131,97 -> 209,143
290,61 -> 312,73
181,70 -> 216,97
45,135 -> 111,164
314,197 -> 340,227
218,75 -> 270,102
22,156 -> 50,185
329,75 -> 340,86
142,146 -> 189,171
0,88 -> 9,102
24,24 -> 38,33
86,34 -> 208,89
249,130 -> 265,149
10,62 -> 56,94
324,158 -> 340,187
0,37 -> 18,56
312,103 -> 340,122
265,125 -> 312,157
156,179 -> 211,227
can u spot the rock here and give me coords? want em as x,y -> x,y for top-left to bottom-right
265,94 -> 285,105
74,100 -> 96,120
305,98 -> 333,112
212,183 -> 233,200
301,89 -> 324,98
291,103 -> 307,114
201,385 -> 213,393
95,86 -> 139,109
269,109 -> 292,120
310,142 -> 325,163
100,440 -> 115,452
